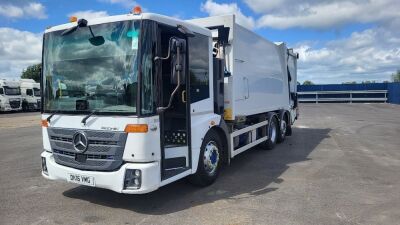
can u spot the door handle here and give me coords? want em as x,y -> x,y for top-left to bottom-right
182,90 -> 187,103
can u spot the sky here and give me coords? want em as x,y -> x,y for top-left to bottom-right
0,0 -> 399,84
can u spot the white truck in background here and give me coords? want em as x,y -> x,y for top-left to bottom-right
40,10 -> 299,194
20,79 -> 41,111
0,79 -> 22,112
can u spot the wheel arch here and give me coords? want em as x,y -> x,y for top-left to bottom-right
208,124 -> 229,166
277,109 -> 290,122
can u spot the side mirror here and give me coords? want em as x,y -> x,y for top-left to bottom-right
156,37 -> 187,114
170,38 -> 186,85
26,89 -> 33,96
89,36 -> 105,46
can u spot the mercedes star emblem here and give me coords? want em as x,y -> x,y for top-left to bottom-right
72,131 -> 88,153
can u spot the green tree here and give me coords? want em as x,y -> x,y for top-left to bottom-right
392,70 -> 400,82
342,81 -> 357,84
302,80 -> 314,85
21,63 -> 41,82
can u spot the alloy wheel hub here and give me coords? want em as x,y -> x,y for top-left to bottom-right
203,141 -> 220,175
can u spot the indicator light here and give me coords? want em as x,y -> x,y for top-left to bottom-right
124,124 -> 148,133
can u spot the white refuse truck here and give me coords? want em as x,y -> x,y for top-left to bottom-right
0,79 -> 22,112
40,9 -> 299,194
20,79 -> 41,111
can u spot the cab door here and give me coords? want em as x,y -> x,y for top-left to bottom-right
156,24 -> 191,180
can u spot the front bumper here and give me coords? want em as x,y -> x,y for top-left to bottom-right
41,151 -> 161,194
0,104 -> 19,111
27,103 -> 40,110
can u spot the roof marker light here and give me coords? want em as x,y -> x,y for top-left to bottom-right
69,16 -> 78,23
132,6 -> 142,15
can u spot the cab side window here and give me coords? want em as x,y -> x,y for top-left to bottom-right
26,89 -> 33,96
189,34 -> 210,103
0,88 -> 3,95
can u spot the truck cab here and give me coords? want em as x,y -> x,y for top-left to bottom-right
41,12 -> 218,193
0,79 -> 22,112
20,79 -> 41,111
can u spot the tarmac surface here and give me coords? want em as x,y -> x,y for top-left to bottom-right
0,104 -> 399,225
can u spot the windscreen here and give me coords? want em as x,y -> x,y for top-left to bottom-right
4,87 -> 21,95
33,88 -> 40,97
42,20 -> 141,114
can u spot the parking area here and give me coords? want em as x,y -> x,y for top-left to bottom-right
0,104 -> 399,225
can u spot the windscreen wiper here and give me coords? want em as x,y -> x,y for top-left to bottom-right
81,106 -> 111,125
62,19 -> 87,36
81,110 -> 98,126
46,111 -> 60,123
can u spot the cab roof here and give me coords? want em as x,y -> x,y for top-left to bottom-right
45,13 -> 211,37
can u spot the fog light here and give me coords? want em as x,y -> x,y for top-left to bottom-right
134,170 -> 140,177
124,169 -> 141,190
41,157 -> 48,175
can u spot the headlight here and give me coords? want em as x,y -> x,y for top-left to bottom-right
124,169 -> 141,190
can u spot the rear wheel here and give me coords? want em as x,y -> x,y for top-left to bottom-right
261,116 -> 278,150
277,114 -> 288,143
188,130 -> 222,186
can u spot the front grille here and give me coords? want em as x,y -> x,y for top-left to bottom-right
9,100 -> 20,109
51,136 -> 72,142
53,149 -> 115,160
48,128 -> 127,171
89,140 -> 118,145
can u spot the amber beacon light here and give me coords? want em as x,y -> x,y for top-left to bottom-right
69,16 -> 78,22
132,6 -> 142,15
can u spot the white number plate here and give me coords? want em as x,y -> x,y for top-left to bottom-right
67,173 -> 95,187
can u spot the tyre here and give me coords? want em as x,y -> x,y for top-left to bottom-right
188,130 -> 222,186
261,116 -> 278,150
22,102 -> 28,112
277,114 -> 288,143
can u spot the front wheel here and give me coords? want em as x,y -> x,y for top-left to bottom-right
188,130 -> 222,187
22,102 -> 28,112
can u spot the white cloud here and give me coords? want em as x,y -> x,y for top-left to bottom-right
68,10 -> 109,20
99,0 -> 138,8
244,0 -> 399,29
0,1 -> 47,19
295,27 -> 400,83
201,0 -> 256,29
0,4 -> 23,18
0,28 -> 42,80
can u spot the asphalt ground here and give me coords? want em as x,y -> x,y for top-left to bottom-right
0,104 -> 399,225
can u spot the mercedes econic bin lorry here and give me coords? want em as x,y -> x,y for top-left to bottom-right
41,10 -> 299,194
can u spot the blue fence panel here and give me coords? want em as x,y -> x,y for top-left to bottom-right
298,83 -> 388,92
387,83 -> 400,104
298,83 -> 400,104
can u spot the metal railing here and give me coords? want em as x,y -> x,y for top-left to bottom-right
298,90 -> 388,103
